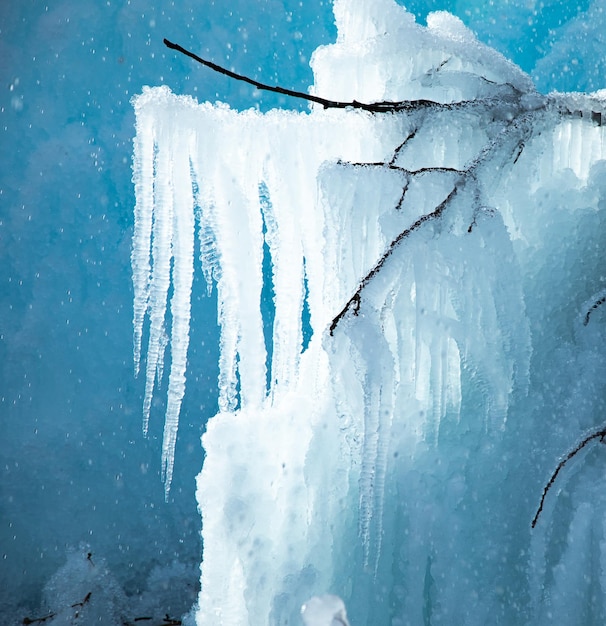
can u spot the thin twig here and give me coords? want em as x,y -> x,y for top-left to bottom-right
71,591 -> 92,608
389,127 -> 418,165
163,38 -> 481,113
337,159 -> 463,177
584,295 -> 606,326
532,427 -> 606,528
22,614 -> 55,625
329,185 -> 459,335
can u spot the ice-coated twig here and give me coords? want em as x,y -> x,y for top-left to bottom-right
389,127 -> 419,165
532,426 -> 606,528
337,159 -> 464,176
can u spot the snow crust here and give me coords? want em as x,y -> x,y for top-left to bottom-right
131,0 -> 606,623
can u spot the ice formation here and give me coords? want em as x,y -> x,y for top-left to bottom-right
132,0 -> 606,623
301,594 -> 350,626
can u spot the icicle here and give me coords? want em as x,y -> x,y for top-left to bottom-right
132,89 -> 197,491
196,208 -> 221,298
141,118 -> 174,436
161,134 -> 195,495
356,330 -> 396,574
131,104 -> 155,377
260,173 -> 305,398
214,157 -> 266,410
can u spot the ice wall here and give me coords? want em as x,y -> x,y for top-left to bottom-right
132,0 -> 606,623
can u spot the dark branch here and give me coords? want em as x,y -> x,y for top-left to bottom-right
395,182 -> 410,210
336,159 -> 463,177
389,127 -> 419,165
22,613 -> 56,625
163,38 -> 483,113
584,294 -> 606,326
532,426 -> 606,528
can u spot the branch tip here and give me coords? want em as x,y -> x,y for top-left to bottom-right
532,426 -> 606,528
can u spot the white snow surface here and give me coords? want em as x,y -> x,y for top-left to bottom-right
132,0 -> 606,623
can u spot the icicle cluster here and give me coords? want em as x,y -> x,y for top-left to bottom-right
131,87 -> 397,494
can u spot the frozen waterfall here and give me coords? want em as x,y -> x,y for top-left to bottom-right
132,0 -> 606,623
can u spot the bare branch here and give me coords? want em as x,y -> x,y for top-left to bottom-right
163,38 -> 493,114
532,426 -> 606,528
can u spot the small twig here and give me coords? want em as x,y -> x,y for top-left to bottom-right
532,426 -> 606,528
389,127 -> 418,165
337,159 -> 464,177
467,206 -> 496,233
22,614 -> 56,625
512,141 -> 524,164
71,591 -> 92,608
433,57 -> 451,73
584,295 -> 606,326
395,182 -> 409,210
